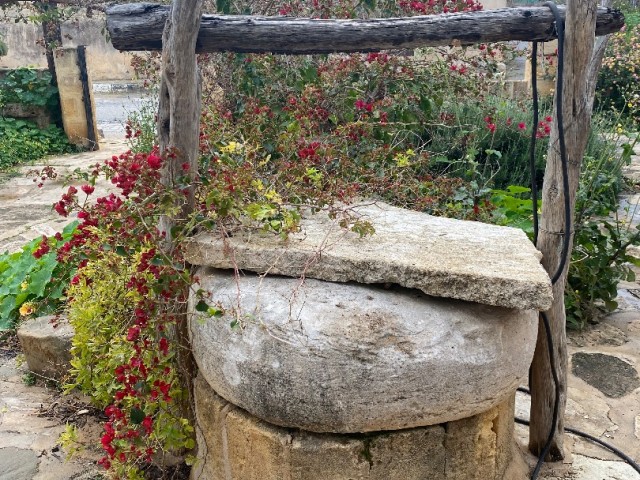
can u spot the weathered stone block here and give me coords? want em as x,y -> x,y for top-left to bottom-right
16,315 -> 72,380
185,202 -> 552,311
191,376 -> 519,480
445,395 -> 515,480
367,427 -> 446,479
0,103 -> 51,129
190,269 -> 538,433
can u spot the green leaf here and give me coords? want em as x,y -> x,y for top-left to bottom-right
0,295 -> 16,328
150,256 -> 165,266
115,246 -> 127,256
195,300 -> 209,313
62,220 -> 79,236
207,306 -> 224,317
27,256 -> 57,297
130,406 -> 145,425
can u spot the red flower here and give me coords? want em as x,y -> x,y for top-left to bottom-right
142,416 -> 153,434
159,337 -> 169,356
518,122 -> 526,130
355,99 -> 373,112
146,154 -> 162,170
127,327 -> 140,342
54,201 -> 68,217
487,123 -> 496,133
81,184 -> 95,195
545,115 -> 553,123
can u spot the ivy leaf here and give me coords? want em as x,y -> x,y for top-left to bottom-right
0,295 -> 16,328
115,246 -> 128,256
130,407 -> 145,425
195,300 -> 209,313
150,256 -> 165,266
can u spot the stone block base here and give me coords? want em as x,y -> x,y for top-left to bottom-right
192,375 -> 521,480
16,315 -> 73,380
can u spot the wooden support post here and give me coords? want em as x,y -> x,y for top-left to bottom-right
529,0 -> 599,459
106,4 -> 623,53
156,0 -> 203,430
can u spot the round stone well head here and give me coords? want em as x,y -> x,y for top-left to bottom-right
189,268 -> 538,434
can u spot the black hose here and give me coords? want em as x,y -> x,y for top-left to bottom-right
530,40 -> 540,246
543,1 -> 572,285
516,388 -> 640,476
530,312 -> 562,478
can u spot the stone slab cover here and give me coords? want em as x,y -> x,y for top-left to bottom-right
185,202 -> 552,311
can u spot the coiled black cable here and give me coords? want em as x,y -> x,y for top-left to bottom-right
516,387 -> 640,476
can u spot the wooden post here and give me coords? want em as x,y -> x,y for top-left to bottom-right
158,0 -> 202,237
156,0 -> 203,430
529,0 -> 598,459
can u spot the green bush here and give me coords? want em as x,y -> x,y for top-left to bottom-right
488,122 -> 640,329
596,12 -> 640,124
565,129 -> 640,329
0,117 -> 76,169
0,222 -> 78,331
0,68 -> 59,109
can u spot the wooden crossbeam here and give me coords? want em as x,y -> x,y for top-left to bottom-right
107,3 -> 624,54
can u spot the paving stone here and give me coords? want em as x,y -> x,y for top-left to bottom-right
571,352 -> 640,398
0,447 -> 39,480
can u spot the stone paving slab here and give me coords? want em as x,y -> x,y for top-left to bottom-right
186,202 -> 553,311
0,139 -> 127,253
0,354 -> 102,479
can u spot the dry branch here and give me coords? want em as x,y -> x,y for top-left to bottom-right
106,3 -> 623,54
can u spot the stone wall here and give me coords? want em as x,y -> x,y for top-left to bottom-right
191,376 -> 517,480
0,10 -> 134,81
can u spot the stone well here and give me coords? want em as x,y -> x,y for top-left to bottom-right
185,202 -> 552,480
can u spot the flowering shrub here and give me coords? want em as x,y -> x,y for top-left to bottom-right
42,149 -> 199,478
597,12 -> 640,124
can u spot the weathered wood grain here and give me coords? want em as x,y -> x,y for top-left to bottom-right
106,3 -> 624,53
529,0 -> 599,461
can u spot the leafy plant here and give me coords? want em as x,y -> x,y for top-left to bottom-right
0,117 -> 75,169
564,131 -> 640,329
124,94 -> 158,154
0,221 -> 78,331
0,68 -> 59,109
596,11 -> 640,125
